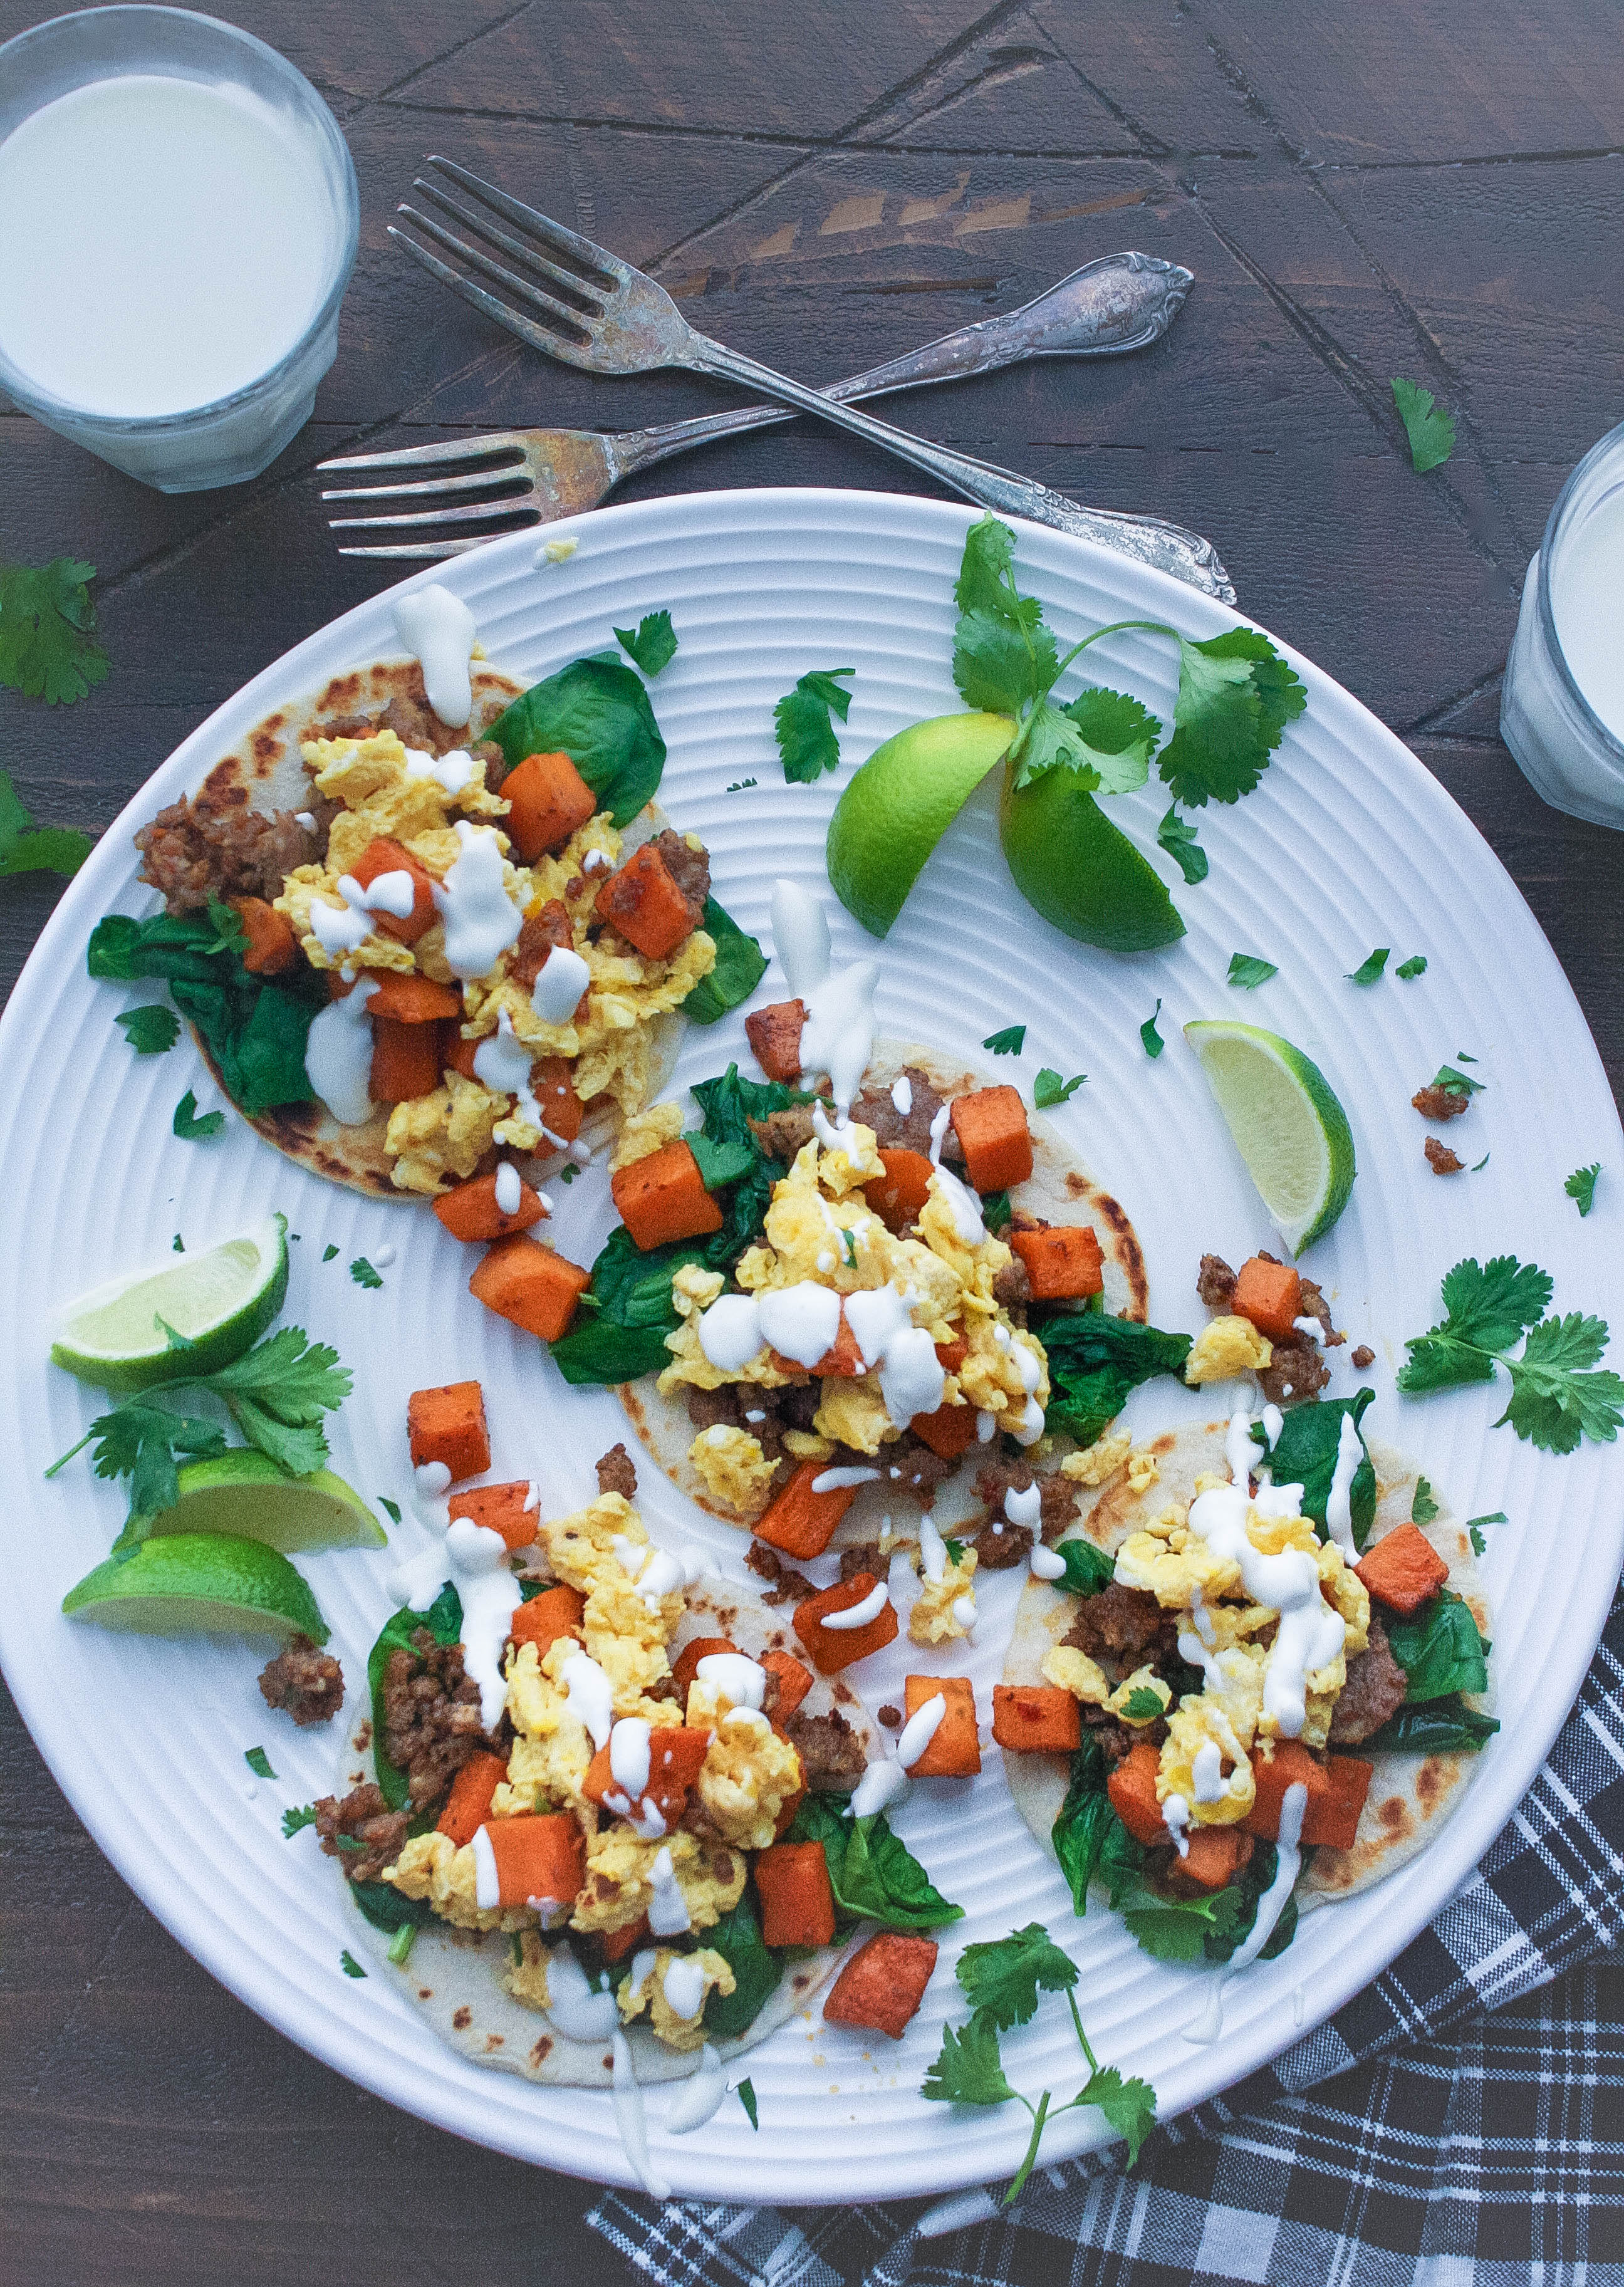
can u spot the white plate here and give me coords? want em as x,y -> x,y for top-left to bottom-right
2,490 -> 1620,2205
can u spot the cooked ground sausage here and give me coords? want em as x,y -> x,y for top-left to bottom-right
784,1706 -> 868,1789
744,1542 -> 813,1606
135,798 -> 318,915
1425,1137 -> 1465,1174
1061,1581 -> 1176,1664
595,1443 -> 638,1498
749,1106 -> 820,1160
381,1629 -> 489,1808
257,1633 -> 344,1726
873,1432 -> 963,1496
509,899 -> 574,989
849,1066 -> 964,1163
1329,1615 -> 1409,1744
315,1783 -> 411,1883
1412,1084 -> 1469,1122
649,828 -> 711,924
1197,1253 -> 1237,1310
971,1518 -> 1034,1568
973,1461 -> 1080,1543
992,1261 -> 1031,1306
1257,1335 -> 1332,1405
1351,1344 -> 1376,1371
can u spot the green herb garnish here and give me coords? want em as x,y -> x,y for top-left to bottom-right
612,609 -> 677,677
0,556 -> 109,704
1392,378 -> 1455,472
0,767 -> 93,877
115,1004 -> 180,1055
378,1496 -> 402,1525
340,1949 -> 367,1979
1397,1256 -> 1622,1452
1346,947 -> 1389,985
735,2077 -> 759,2129
1155,804 -> 1208,885
322,1244 -> 339,1263
350,1257 -> 383,1290
1140,1000 -> 1163,1059
1566,1164 -> 1600,1217
1227,952 -> 1277,990
776,667 -> 855,782
244,1746 -> 276,1779
1411,1474 -> 1439,1524
387,1923 -> 417,1966
1034,1068 -> 1085,1108
983,1024 -> 1026,1056
172,1088 -> 224,1140
1396,954 -> 1428,979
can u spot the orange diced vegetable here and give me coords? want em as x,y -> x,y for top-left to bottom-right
508,1583 -> 585,1660
949,1085 -> 1033,1192
755,1461 -> 858,1560
368,1013 -> 445,1105
469,1233 -> 591,1342
600,1914 -> 650,1962
910,1402 -> 977,1459
479,1811 -> 585,1912
823,1931 -> 939,2039
594,841 -> 697,961
794,1571 -> 899,1674
1170,1826 -> 1254,1894
444,1028 -> 482,1082
611,1139 -> 724,1252
754,1840 -> 836,1948
583,1724 -> 711,1826
761,1649 -> 815,1722
350,836 -> 437,943
805,1313 -> 865,1379
935,1330 -> 969,1372
1356,1523 -> 1450,1615
363,972 -> 463,1023
449,1479 -> 539,1551
229,895 -> 298,976
437,1749 -> 507,1846
1306,1756 -> 1373,1851
501,749 -> 599,861
991,1684 -> 1081,1754
1106,1739 -> 1168,1846
744,999 -> 806,1083
671,1635 -> 737,1703
863,1147 -> 935,1234
1241,1740 -> 1332,1840
531,1055 -> 583,1144
1232,1256 -> 1304,1342
434,1169 -> 548,1242
1009,1224 -> 1104,1301
407,1380 -> 491,1484
902,1675 -> 981,1777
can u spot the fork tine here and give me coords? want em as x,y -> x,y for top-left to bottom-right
338,538 -> 494,561
424,155 -> 628,289
320,464 -> 534,504
388,226 -> 594,359
410,177 -> 607,315
318,431 -> 533,474
396,205 -> 595,341
327,497 -> 541,531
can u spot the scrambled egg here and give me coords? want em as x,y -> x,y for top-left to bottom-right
685,1685 -> 804,1850
573,1828 -> 744,1935
1127,1448 -> 1159,1494
383,1830 -> 535,1933
612,1100 -> 686,1170
618,1946 -> 734,2051
1060,1427 -> 1133,1484
687,1424 -> 778,1510
909,1542 -> 978,1645
387,1069 -> 506,1194
1184,1315 -> 1274,1384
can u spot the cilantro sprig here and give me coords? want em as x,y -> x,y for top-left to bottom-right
1392,378 -> 1455,472
922,1924 -> 1155,2200
0,768 -> 93,878
612,610 -> 677,677
776,667 -> 855,782
0,556 -> 109,704
1397,1256 -> 1622,1452
1566,1164 -> 1600,1217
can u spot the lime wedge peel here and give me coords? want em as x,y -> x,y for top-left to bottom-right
61,1530 -> 330,1644
147,1452 -> 386,1552
1184,1019 -> 1356,1256
51,1213 -> 289,1392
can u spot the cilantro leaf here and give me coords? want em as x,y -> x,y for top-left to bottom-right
82,1401 -> 227,1518
981,1189 -> 1012,1233
735,2078 -> 759,2130
244,1746 -> 276,1779
1467,1509 -> 1506,1558
952,516 -> 1056,718
775,668 -> 855,783
612,610 -> 677,677
1227,952 -> 1277,989
1392,377 -> 1455,472
1397,954 -> 1428,980
1157,629 -> 1306,809
1566,1163 -> 1600,1217
172,1089 -> 224,1141
1434,1256 -> 1551,1352
1347,948 -> 1390,986
115,1004 -> 180,1055
322,1244 -> 339,1263
1120,1687 -> 1165,1721
1061,688 -> 1160,794
340,1949 -> 367,1979
1034,1068 -> 1085,1109
680,897 -> 767,1025
1058,1538 -> 1118,1596
983,1024 -> 1026,1056
1411,1474 -> 1439,1524
1085,2066 -> 1157,2167
378,1496 -> 402,1524
207,1328 -> 351,1476
1398,1259 -> 1620,1452
955,1922 -> 1078,2029
1157,805 -> 1208,885
282,1803 -> 318,1836
0,769 -> 94,876
1500,1314 -> 1624,1452
350,1257 -> 383,1290
1432,1063 -> 1483,1099
1115,1881 -> 1246,1962
921,2009 -> 1014,2107
1140,999 -> 1164,1058
0,557 -> 110,704
1469,1525 -> 1487,1555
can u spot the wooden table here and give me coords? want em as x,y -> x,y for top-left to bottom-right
4,5 -> 1620,2278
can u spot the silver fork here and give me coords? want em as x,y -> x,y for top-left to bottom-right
378,157 -> 1234,603
321,247 -> 1196,564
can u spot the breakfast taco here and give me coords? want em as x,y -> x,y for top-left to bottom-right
86,597 -> 752,1198
996,1401 -> 1497,1971
314,1443 -> 966,2086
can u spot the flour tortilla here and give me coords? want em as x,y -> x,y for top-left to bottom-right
337,1576 -> 869,2085
180,657 -> 685,1198
619,1038 -> 1150,1533
1001,1420 -> 1494,1909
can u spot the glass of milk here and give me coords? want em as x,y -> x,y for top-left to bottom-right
1501,419 -> 1624,829
0,7 -> 359,492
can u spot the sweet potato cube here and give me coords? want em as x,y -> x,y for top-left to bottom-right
744,999 -> 806,1083
508,1583 -> 585,1660
501,749 -> 599,862
449,1479 -> 539,1551
949,1085 -> 1033,1192
1009,1224 -> 1104,1301
350,836 -> 437,943
611,1139 -> 724,1252
754,1840 -> 836,1948
437,1749 -> 507,1847
584,1725 -> 710,1826
434,1169 -> 548,1242
909,1401 -> 978,1459
935,1331 -> 969,1372
1241,1740 -> 1333,1840
823,1931 -> 939,2040
1106,1738 -> 1168,1846
863,1147 -> 935,1235
793,1571 -> 898,1674
469,1234 -> 590,1343
600,1914 -> 650,1962
991,1684 -> 1081,1754
671,1635 -> 738,1703
444,1028 -> 482,1082
756,1461 -> 858,1560
761,1649 -> 815,1722
229,895 -> 298,976
479,1811 -> 584,1912
1356,1523 -> 1450,1615
1169,1826 -> 1254,1894
363,972 -> 463,1024
902,1675 -> 981,1777
531,1055 -> 583,1144
1307,1755 -> 1373,1851
594,842 -> 697,961
407,1380 -> 490,1484
1233,1256 -> 1304,1342
368,1013 -> 445,1106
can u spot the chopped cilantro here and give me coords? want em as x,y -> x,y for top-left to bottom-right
1396,954 -> 1428,980
957,1923 -> 1077,2029
1140,1000 -> 1163,1059
244,1746 -> 276,1779
1432,1064 -> 1484,1098
1392,377 -> 1455,472
322,1243 -> 339,1262
735,2077 -> 759,2130
1120,1687 -> 1165,1721
0,556 -> 109,704
172,1089 -> 224,1140
378,1496 -> 402,1525
1467,1508 -> 1507,1556
1566,1164 -> 1601,1217
1034,1068 -> 1086,1109
724,779 -> 757,793
841,1228 -> 858,1269
1346,947 -> 1389,986
1472,1152 -> 1491,1174
387,1923 -> 417,1966
612,609 -> 677,677
560,1161 -> 578,1184
281,1804 -> 318,1836
350,1257 -> 383,1290
1456,1051 -> 1478,1063
775,667 -> 855,782
981,1190 -> 1012,1233
983,1024 -> 1026,1056
0,768 -> 93,878
1411,1475 -> 1439,1525
1156,804 -> 1208,885
1227,953 -> 1277,990
942,1537 -> 967,1565
1397,1255 -> 1623,1453
340,1949 -> 367,1979
172,1234 -> 184,1253
115,1004 -> 181,1055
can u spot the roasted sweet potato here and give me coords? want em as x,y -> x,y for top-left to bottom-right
823,1930 -> 939,2039
1233,1256 -> 1304,1342
583,1725 -> 710,1826
469,1234 -> 590,1343
671,1635 -> 737,1703
437,1749 -> 507,1846
407,1381 -> 490,1484
1106,1738 -> 1167,1846
744,998 -> 806,1083
508,1583 -> 586,1660
600,1914 -> 650,1962
501,749 -> 599,861
611,1140 -> 724,1251
1169,1826 -> 1255,1894
1356,1523 -> 1450,1615
909,1401 -> 978,1459
1242,1739 -> 1331,1840
1306,1755 -> 1373,1851
863,1147 -> 935,1234
761,1649 -> 815,1722
754,1840 -> 836,1948
594,841 -> 696,960
229,895 -> 298,976
350,835 -> 437,943
481,1811 -> 584,1911
363,972 -> 463,1023
755,1461 -> 859,1560
434,1169 -> 548,1242
902,1674 -> 980,1777
793,1571 -> 898,1674
1009,1223 -> 1104,1301
368,1013 -> 444,1106
449,1479 -> 540,1551
991,1684 -> 1081,1754
949,1085 -> 1033,1192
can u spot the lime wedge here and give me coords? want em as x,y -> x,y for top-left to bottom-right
61,1530 -> 330,1643
51,1213 -> 289,1392
145,1451 -> 387,1551
827,711 -> 1015,936
1184,1019 -> 1356,1255
999,766 -> 1185,953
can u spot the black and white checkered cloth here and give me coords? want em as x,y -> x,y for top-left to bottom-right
590,1585 -> 1624,2286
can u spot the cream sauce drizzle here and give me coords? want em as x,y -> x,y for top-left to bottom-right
394,585 -> 477,729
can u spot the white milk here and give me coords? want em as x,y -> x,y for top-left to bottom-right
1549,483 -> 1624,743
0,74 -> 334,417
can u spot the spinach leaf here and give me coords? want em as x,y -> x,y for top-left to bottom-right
680,897 -> 768,1025
1039,1311 -> 1193,1447
1051,1739 -> 1114,1914
367,1583 -> 463,1809
688,1133 -> 756,1191
487,656 -> 666,826
348,1878 -> 437,1933
1252,1388 -> 1376,1546
786,1794 -> 963,1930
1363,1698 -> 1499,1754
1058,1539 -> 1116,1597
702,1895 -> 784,2037
1384,1591 -> 1490,1703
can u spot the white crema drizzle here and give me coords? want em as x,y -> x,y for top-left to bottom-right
304,973 -> 380,1124
394,585 -> 477,728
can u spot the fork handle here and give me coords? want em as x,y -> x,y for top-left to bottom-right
683,333 -> 1234,603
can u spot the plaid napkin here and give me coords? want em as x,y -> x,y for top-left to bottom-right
590,1584 -> 1624,2286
